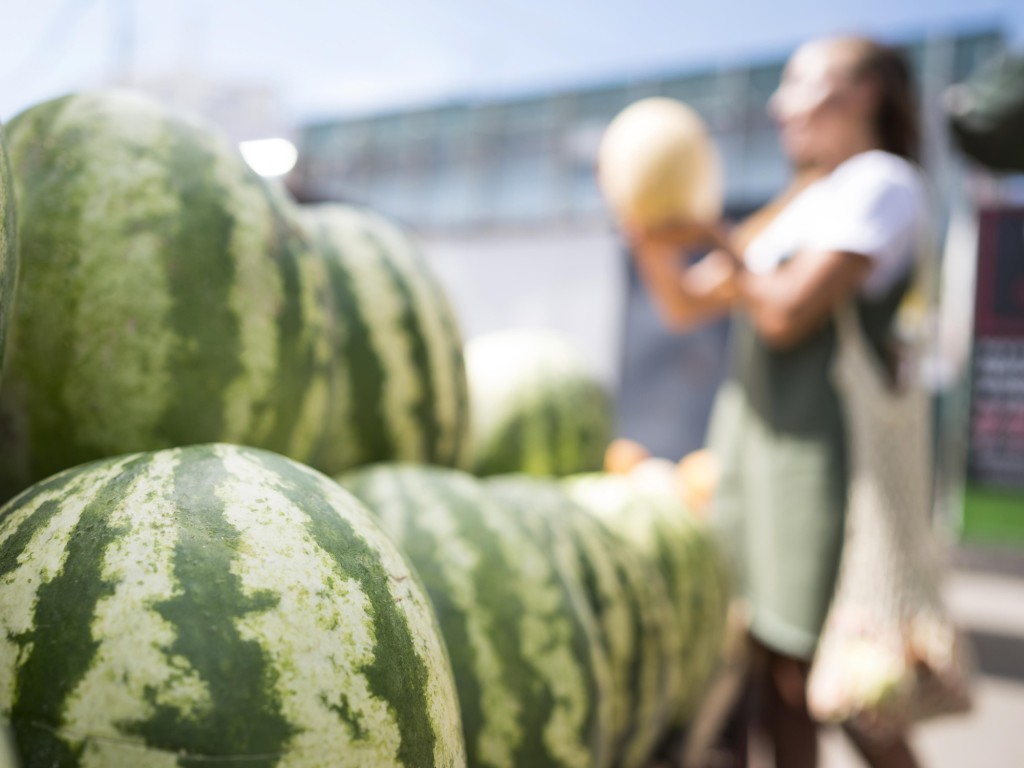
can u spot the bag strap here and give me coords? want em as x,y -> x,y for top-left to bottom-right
833,302 -> 895,395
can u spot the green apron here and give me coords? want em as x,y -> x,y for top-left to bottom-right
707,284 -> 907,659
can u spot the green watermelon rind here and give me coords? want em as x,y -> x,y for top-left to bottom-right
342,464 -> 614,768
466,330 -> 613,478
564,471 -> 731,726
0,91 -> 468,503
0,444 -> 465,767
304,204 -> 469,474
485,475 -> 679,768
0,122 -> 16,390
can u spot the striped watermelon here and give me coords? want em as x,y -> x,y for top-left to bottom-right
484,476 -> 681,768
465,330 -> 612,477
0,90 -> 323,500
564,464 -> 730,723
0,122 -> 15,386
303,204 -> 468,472
629,459 -> 731,719
0,91 -> 468,502
341,464 -> 614,768
0,444 -> 465,768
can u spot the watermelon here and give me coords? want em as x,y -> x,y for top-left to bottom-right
465,330 -> 613,477
341,464 -> 614,768
565,463 -> 730,723
303,204 -> 469,472
0,444 -> 465,768
626,459 -> 731,719
485,476 -> 680,768
0,122 -> 15,387
0,91 -> 469,502
0,90 -> 323,500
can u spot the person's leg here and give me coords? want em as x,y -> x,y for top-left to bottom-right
764,649 -> 818,768
842,727 -> 921,768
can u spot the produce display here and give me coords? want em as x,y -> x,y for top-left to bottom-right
0,90 -> 468,502
0,123 -> 14,388
485,476 -> 681,768
304,204 -> 468,472
465,329 -> 613,478
0,444 -> 465,768
566,460 -> 731,722
0,88 -> 733,767
342,464 -> 614,768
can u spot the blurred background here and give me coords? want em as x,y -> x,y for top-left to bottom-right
2,2 -> 1023,764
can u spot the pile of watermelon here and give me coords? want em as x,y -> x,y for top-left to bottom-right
0,91 -> 729,768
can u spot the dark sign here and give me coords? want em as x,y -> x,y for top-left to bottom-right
967,207 -> 1024,491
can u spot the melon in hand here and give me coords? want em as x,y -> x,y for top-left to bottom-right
598,97 -> 723,231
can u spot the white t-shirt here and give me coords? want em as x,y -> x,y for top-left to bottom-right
744,150 -> 928,298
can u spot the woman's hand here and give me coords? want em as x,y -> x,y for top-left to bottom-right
693,249 -> 742,304
624,216 -> 728,256
631,245 -> 742,331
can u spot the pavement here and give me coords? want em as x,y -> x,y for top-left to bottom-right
821,546 -> 1024,767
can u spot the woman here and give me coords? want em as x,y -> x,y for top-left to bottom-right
629,37 -> 927,768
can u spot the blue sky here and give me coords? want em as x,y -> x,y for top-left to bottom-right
0,0 -> 1021,123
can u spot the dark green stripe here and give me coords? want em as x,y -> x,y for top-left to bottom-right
0,120 -> 16,389
363,225 -> 440,463
471,362 -> 611,478
260,193 -> 325,458
0,96 -> 85,502
612,531 -> 667,760
140,446 -> 292,764
481,481 -> 565,765
0,461 -> 112,583
565,379 -> 611,476
350,466 -> 593,765
318,222 -> 393,465
347,468 -> 486,767
484,480 -> 604,765
420,258 -> 468,467
539,381 -> 564,476
256,454 -> 437,767
441,477 -> 549,765
154,124 -> 242,447
581,384 -> 613,473
565,510 -> 642,758
555,377 -> 579,476
399,240 -> 469,468
9,455 -> 151,766
474,412 -> 524,477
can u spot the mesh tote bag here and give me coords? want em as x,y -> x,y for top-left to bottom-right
807,304 -> 973,744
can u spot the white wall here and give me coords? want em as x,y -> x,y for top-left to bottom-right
421,224 -> 627,387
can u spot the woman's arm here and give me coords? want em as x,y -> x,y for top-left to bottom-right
631,241 -> 739,331
630,223 -> 872,344
738,249 -> 872,350
627,171 -> 820,334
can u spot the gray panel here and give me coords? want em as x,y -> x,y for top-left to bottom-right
615,249 -> 732,460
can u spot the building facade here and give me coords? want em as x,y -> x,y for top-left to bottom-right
292,28 -> 1005,459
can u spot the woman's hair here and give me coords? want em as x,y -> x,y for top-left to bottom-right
843,37 -> 920,162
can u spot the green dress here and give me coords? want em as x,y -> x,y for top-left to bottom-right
707,284 -> 908,659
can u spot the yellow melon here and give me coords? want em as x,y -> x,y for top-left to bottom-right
598,97 -> 723,230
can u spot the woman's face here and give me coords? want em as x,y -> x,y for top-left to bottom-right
769,40 -> 875,167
